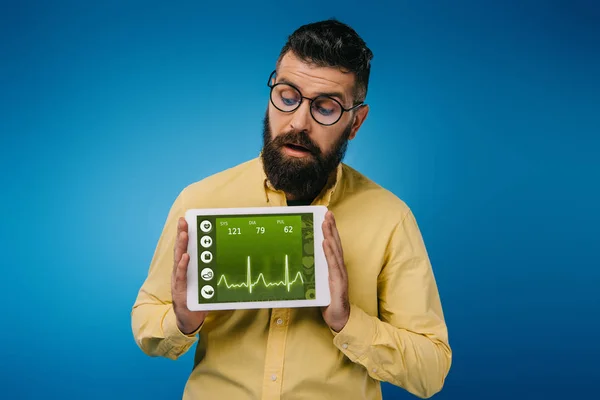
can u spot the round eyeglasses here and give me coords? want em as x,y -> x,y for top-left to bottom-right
267,70 -> 364,126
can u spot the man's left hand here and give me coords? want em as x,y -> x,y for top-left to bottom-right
321,211 -> 350,332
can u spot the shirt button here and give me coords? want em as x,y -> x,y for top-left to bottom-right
271,374 -> 277,381
372,368 -> 377,373
342,343 -> 348,349
276,318 -> 283,325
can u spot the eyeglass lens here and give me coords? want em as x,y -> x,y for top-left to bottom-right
270,84 -> 342,125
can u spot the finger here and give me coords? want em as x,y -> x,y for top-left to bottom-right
322,219 -> 341,271
322,215 -> 347,278
174,253 -> 189,293
323,239 -> 343,283
174,231 -> 188,269
322,215 -> 332,240
177,216 -> 188,236
324,217 -> 345,275
328,212 -> 344,260
174,218 -> 183,263
176,217 -> 187,248
174,218 -> 189,266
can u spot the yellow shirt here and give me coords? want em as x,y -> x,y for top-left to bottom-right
131,156 -> 451,399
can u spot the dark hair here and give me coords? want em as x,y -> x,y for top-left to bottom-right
276,19 -> 373,104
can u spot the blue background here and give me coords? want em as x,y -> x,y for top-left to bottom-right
1,0 -> 598,399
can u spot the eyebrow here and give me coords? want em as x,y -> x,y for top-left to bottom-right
277,77 -> 347,104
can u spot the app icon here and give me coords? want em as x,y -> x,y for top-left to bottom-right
200,235 -> 213,248
200,267 -> 214,281
201,285 -> 215,299
200,220 -> 212,233
200,250 -> 213,263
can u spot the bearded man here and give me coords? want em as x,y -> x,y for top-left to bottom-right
131,19 -> 451,400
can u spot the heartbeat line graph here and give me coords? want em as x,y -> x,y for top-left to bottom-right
217,255 -> 304,293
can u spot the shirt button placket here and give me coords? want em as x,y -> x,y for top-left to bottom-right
261,309 -> 290,400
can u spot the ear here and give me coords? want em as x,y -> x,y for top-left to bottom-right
348,105 -> 369,140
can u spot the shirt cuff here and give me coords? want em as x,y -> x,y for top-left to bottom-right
331,304 -> 377,363
162,306 -> 202,348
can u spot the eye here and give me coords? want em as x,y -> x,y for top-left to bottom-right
313,97 -> 339,117
316,106 -> 334,116
277,87 -> 300,107
281,96 -> 297,106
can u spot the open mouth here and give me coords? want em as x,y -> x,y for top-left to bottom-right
284,143 -> 311,153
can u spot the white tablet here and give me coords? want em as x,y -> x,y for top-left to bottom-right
185,205 -> 330,311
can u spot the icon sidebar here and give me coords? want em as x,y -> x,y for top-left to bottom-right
198,216 -> 216,302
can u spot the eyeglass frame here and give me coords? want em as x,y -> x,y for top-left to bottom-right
266,70 -> 365,126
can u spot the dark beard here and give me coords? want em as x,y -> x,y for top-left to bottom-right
261,111 -> 352,202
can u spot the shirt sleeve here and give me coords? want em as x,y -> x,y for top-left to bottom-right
130,189 -> 202,360
332,209 -> 452,399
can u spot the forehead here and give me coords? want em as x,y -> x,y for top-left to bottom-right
276,52 -> 355,102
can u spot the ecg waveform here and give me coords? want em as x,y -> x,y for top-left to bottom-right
217,255 -> 304,293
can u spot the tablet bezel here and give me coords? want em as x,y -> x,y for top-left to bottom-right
185,205 -> 330,311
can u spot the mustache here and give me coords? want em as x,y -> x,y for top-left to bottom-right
271,130 -> 321,156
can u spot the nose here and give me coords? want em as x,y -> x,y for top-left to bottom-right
289,98 -> 312,132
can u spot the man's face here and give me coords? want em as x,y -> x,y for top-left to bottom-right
261,52 -> 368,201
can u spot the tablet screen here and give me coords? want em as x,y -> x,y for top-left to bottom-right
194,213 -> 316,304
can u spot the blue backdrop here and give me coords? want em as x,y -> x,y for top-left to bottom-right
1,1 -> 598,399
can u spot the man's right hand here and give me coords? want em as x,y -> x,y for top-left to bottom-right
172,217 -> 208,335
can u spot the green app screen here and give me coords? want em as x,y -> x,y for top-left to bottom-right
196,214 -> 316,303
